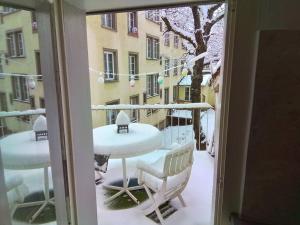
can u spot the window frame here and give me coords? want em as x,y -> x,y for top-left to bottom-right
128,12 -> 138,36
146,73 -> 159,98
101,13 -> 117,30
146,35 -> 159,60
184,86 -> 191,101
11,76 -> 30,102
164,87 -> 169,104
103,49 -> 118,81
164,58 -> 170,77
6,30 -> 25,58
129,95 -> 139,122
164,32 -> 170,47
128,52 -> 139,80
105,99 -> 120,124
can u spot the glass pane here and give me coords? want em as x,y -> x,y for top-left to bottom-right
86,4 -> 224,225
0,6 -> 62,225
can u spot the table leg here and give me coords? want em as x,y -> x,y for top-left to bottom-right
15,166 -> 55,223
103,158 -> 143,205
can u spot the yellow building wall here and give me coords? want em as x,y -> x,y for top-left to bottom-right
87,12 -> 185,127
1,9 -> 186,132
0,9 -> 44,133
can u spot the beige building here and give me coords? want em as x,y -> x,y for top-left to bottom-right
0,8 -> 187,134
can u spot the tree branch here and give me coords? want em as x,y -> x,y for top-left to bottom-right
207,3 -> 223,19
161,16 -> 197,48
203,13 -> 224,42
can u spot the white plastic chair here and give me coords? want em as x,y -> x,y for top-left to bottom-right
137,141 -> 194,224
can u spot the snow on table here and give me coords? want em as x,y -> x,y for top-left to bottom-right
93,123 -> 162,159
0,131 -> 50,170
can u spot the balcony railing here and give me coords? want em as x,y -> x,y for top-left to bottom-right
0,103 -> 214,150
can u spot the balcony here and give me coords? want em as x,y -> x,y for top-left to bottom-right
0,103 -> 215,225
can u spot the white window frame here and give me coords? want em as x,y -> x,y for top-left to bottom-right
128,12 -> 138,33
104,50 -> 116,80
146,74 -> 159,97
6,31 -> 25,57
101,13 -> 115,29
146,36 -> 159,59
164,32 -> 170,46
129,95 -> 139,122
129,53 -> 138,76
164,58 -> 170,76
185,86 -> 191,101
12,76 -> 29,102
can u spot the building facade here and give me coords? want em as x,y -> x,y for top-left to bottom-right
0,8 -> 187,134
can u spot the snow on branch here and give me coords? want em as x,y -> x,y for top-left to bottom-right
161,16 -> 197,48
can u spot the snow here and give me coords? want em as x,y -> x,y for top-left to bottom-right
178,74 -> 211,86
92,103 -> 212,111
115,111 -> 130,125
5,151 -> 214,225
0,108 -> 45,118
33,115 -> 47,131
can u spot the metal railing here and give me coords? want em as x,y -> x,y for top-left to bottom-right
0,103 -> 215,150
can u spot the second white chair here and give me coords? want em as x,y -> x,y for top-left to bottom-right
137,141 -> 195,224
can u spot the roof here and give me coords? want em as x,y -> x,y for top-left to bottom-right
178,71 -> 212,87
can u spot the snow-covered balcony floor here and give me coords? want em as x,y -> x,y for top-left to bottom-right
9,151 -> 214,225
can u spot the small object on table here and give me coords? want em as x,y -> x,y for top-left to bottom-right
33,115 -> 48,141
116,111 -> 130,133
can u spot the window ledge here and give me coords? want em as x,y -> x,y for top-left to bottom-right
101,25 -> 117,32
128,32 -> 138,38
104,79 -> 119,83
146,94 -> 159,99
13,99 -> 30,104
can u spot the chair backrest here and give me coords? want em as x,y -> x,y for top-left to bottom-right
163,141 -> 194,177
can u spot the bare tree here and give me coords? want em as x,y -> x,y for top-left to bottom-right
161,4 -> 224,150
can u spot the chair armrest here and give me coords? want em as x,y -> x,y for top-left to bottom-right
137,161 -> 165,179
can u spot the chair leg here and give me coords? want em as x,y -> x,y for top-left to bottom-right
178,194 -> 186,207
143,185 -> 165,225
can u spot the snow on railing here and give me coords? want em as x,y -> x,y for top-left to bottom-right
91,103 -> 212,110
0,108 -> 46,118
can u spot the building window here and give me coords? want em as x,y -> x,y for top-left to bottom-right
6,31 -> 25,57
104,50 -> 118,81
174,35 -> 179,48
3,7 -> 17,14
35,51 -> 43,81
201,94 -> 206,102
145,10 -> 160,22
146,36 -> 159,59
31,12 -> 38,32
129,53 -> 138,80
128,12 -> 138,35
164,88 -> 169,104
164,32 -> 170,46
101,14 -> 116,30
39,97 -> 45,108
146,74 -> 159,97
106,100 -> 120,124
0,58 -> 3,78
30,96 -> 35,109
164,58 -> 170,77
12,76 -> 29,102
173,86 -> 178,102
185,87 -> 191,101
130,95 -> 139,122
173,59 -> 178,76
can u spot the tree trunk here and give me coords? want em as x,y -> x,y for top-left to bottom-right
191,48 -> 205,150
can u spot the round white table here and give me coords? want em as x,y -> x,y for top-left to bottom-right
93,123 -> 162,204
0,131 -> 54,223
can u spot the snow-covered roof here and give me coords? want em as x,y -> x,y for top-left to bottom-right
178,72 -> 211,86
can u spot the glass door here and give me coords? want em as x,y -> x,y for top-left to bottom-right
0,5 -> 69,225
